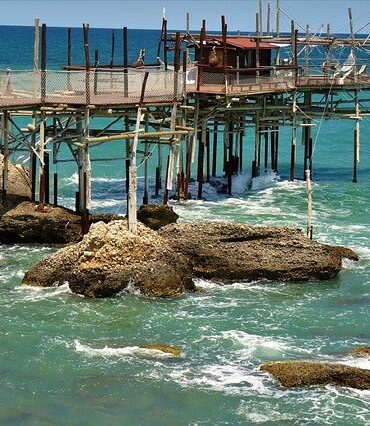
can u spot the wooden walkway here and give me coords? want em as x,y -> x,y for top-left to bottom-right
0,68 -> 369,109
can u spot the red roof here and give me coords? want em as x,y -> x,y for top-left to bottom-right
213,36 -> 278,49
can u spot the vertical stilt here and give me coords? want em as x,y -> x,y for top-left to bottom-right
82,108 -> 92,234
239,120 -> 244,173
264,126 -> 268,172
227,119 -> 233,195
197,121 -> 206,199
212,120 -> 218,177
30,113 -> 37,202
206,127 -> 210,182
128,72 -> 149,234
353,91 -> 360,183
143,114 -> 149,205
1,111 -> 9,204
37,112 -> 46,211
44,151 -> 50,204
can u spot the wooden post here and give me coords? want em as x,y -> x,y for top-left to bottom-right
227,120 -> 233,195
124,115 -> 130,194
212,120 -> 218,176
256,16 -> 260,79
94,49 -> 99,95
267,3 -> 271,36
44,151 -> 50,204
239,120 -> 244,173
83,23 -> 90,105
33,18 -> 39,96
37,112 -> 46,212
143,114 -> 149,205
197,121 -> 206,199
67,27 -> 72,90
30,113 -> 37,202
305,24 -> 310,75
40,23 -> 47,103
294,29 -> 299,85
163,18 -> 168,70
110,29 -> 115,68
82,109 -> 92,234
258,0 -> 263,35
305,169 -> 313,239
1,111 -> 9,203
276,0 -> 280,37
128,72 -> 149,234
264,127 -> 268,172
253,116 -> 260,177
53,172 -> 58,206
123,27 -> 128,97
353,91 -> 360,183
206,127 -> 210,183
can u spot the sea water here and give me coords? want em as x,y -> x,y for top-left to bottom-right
0,25 -> 370,425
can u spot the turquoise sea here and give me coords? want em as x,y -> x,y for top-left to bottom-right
1,25 -> 370,424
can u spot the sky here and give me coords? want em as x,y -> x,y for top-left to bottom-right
0,0 -> 369,34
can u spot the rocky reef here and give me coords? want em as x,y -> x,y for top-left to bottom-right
261,361 -> 370,390
22,220 -> 194,297
22,220 -> 358,297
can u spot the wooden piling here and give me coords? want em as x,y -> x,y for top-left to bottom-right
197,121 -> 206,199
37,112 -> 46,212
127,72 -> 149,234
212,120 -> 218,177
44,151 -> 50,204
227,120 -> 233,195
1,111 -> 9,203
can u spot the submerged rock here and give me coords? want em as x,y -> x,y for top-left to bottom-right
22,220 -> 194,298
350,346 -> 370,357
137,204 -> 179,230
142,343 -> 182,356
261,361 -> 370,390
159,222 -> 358,282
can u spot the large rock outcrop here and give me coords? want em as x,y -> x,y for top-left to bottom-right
159,222 -> 358,281
22,220 -> 194,297
261,361 -> 370,390
0,201 -> 82,244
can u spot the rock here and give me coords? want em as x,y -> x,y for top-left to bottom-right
137,204 -> 179,230
0,201 -> 82,244
0,201 -> 124,244
22,220 -> 195,298
159,222 -> 358,282
260,361 -> 370,390
350,346 -> 370,357
142,343 -> 181,356
0,154 -> 31,200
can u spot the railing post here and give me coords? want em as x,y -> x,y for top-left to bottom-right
83,23 -> 90,105
40,23 -> 47,103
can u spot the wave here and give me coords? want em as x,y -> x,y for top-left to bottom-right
14,282 -> 72,301
74,340 -> 178,359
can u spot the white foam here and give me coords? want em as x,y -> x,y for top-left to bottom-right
118,281 -> 141,296
221,330 -> 311,359
14,282 -> 72,301
74,340 -> 177,359
250,171 -> 279,191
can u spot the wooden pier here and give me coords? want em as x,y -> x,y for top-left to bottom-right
1,3 -> 369,234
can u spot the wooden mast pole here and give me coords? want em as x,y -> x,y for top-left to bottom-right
128,72 -> 149,234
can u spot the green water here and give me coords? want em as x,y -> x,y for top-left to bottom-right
1,128 -> 370,423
